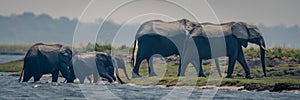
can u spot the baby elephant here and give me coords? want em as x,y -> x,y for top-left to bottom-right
72,52 -> 125,84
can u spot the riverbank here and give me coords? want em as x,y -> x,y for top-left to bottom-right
1,54 -> 299,94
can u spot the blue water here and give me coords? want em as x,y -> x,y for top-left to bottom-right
0,54 -> 24,63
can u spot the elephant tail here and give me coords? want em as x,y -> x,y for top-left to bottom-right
131,40 -> 137,68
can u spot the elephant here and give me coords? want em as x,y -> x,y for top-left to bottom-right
131,19 -> 197,78
180,22 -> 266,78
19,43 -> 76,83
72,52 -> 125,84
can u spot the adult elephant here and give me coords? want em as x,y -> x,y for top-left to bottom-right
180,22 -> 266,78
132,19 -> 197,78
19,43 -> 75,83
73,52 -> 126,84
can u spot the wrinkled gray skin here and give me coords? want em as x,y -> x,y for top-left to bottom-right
19,43 -> 75,83
73,52 -> 125,84
132,19 -> 197,78
114,55 -> 130,80
180,22 -> 266,78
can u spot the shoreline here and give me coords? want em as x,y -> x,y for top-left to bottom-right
126,83 -> 300,94
158,85 -> 300,94
0,52 -> 25,55
4,72 -> 300,95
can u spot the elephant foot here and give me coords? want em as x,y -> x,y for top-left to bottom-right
198,74 -> 206,78
149,73 -> 157,77
245,75 -> 253,79
225,75 -> 233,79
177,73 -> 185,77
132,72 -> 142,78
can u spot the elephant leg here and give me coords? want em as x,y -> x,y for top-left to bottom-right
22,70 -> 32,82
93,72 -> 99,83
214,58 -> 222,77
100,73 -> 114,83
237,47 -> 252,79
51,70 -> 59,82
132,56 -> 144,78
110,72 -> 116,81
178,57 -> 189,76
226,56 -> 237,78
78,76 -> 85,84
147,57 -> 157,77
33,73 -> 43,82
193,59 -> 206,77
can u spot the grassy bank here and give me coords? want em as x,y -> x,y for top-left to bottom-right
0,60 -> 23,72
0,46 -> 299,92
0,44 -> 31,54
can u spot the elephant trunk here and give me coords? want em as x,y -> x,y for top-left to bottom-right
259,38 -> 266,77
66,62 -> 76,83
123,66 -> 130,80
115,65 -> 126,84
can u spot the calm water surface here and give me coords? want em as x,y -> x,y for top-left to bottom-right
0,54 -> 24,63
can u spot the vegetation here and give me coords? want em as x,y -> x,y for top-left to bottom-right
0,44 -> 31,54
0,59 -> 23,72
244,46 -> 300,58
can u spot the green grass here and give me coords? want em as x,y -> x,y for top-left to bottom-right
0,44 -> 31,53
244,46 -> 300,58
123,57 -> 300,91
0,59 -> 23,72
0,45 -> 299,91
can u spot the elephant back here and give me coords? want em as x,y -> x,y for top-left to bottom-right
36,44 -> 62,52
135,19 -> 189,39
192,22 -> 234,37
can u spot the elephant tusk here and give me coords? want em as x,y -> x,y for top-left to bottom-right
260,45 -> 268,51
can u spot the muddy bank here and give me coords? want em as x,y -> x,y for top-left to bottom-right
246,57 -> 300,67
244,83 -> 300,93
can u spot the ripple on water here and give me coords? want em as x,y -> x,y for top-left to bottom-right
0,72 -> 299,99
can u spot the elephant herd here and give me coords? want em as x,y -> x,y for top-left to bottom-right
19,19 -> 266,84
132,19 -> 266,79
19,43 -> 128,84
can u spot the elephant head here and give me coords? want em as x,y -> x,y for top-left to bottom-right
96,53 -> 125,84
59,47 -> 76,83
231,22 -> 267,77
178,19 -> 198,32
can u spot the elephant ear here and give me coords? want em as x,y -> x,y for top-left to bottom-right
96,54 -> 108,62
96,54 -> 113,66
231,22 -> 249,48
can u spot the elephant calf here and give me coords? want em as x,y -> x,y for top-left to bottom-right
19,43 -> 76,83
72,52 -> 126,84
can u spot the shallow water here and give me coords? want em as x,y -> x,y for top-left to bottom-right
0,54 -> 24,63
1,72 -> 299,100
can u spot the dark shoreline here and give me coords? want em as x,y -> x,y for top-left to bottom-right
0,52 -> 25,55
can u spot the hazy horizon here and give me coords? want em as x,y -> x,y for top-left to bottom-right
0,0 -> 300,26
0,12 -> 300,48
0,0 -> 299,48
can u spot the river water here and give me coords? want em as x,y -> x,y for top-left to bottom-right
1,72 -> 299,100
0,55 -> 300,99
0,54 -> 24,63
